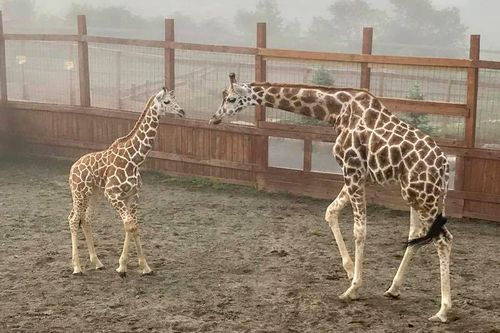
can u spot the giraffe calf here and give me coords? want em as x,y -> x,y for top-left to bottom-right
68,87 -> 184,276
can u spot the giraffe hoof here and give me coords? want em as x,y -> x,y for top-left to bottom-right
384,290 -> 400,299
429,313 -> 447,323
141,270 -> 155,276
72,271 -> 84,276
96,265 -> 106,270
339,289 -> 359,300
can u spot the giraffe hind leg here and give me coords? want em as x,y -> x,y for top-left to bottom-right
80,193 -> 104,270
385,207 -> 424,298
68,195 -> 88,275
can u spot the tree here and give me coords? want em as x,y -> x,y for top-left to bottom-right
400,83 -> 436,135
311,66 -> 334,86
234,0 -> 287,46
380,0 -> 467,56
306,0 -> 386,52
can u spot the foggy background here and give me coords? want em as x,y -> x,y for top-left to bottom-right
1,0 -> 499,60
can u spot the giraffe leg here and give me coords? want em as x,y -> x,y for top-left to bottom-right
339,182 -> 366,300
128,194 -> 152,275
325,184 -> 353,280
385,207 -> 424,297
68,197 -> 86,275
429,227 -> 453,323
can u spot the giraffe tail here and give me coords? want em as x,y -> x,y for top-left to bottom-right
407,214 -> 447,247
407,158 -> 450,248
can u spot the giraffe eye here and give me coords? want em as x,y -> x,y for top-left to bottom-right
163,100 -> 170,105
227,97 -> 236,103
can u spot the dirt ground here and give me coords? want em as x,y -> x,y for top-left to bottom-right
0,155 -> 499,333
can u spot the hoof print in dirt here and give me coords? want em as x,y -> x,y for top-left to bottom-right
96,266 -> 106,271
117,271 -> 127,279
269,249 -> 289,257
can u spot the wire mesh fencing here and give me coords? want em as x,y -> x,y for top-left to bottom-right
265,59 -> 361,125
476,69 -> 500,149
174,50 -> 255,124
5,40 -> 79,104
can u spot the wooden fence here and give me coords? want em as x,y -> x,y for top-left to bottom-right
1,14 -> 500,221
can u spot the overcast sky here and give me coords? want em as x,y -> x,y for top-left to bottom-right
27,0 -> 500,51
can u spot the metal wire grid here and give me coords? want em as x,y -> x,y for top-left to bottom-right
264,59 -> 361,125
476,69 -> 500,149
174,50 -> 255,124
89,43 -> 164,112
5,40 -> 79,104
370,63 -> 468,103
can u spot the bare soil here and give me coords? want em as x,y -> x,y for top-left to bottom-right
0,155 -> 499,333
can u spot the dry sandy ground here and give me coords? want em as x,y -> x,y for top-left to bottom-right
0,155 -> 499,333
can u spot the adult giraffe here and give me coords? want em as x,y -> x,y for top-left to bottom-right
209,73 -> 452,322
68,87 -> 184,277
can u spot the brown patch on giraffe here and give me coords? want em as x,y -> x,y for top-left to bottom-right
301,91 -> 317,104
336,92 -> 351,102
324,96 -> 342,114
364,109 -> 379,128
265,94 -> 275,104
342,134 -> 352,148
299,106 -> 312,117
384,122 -> 395,131
355,93 -> 371,109
424,152 -> 437,165
369,136 -> 385,153
383,166 -> 394,180
264,102 -> 274,108
377,146 -> 390,166
414,140 -> 426,152
268,87 -> 280,95
400,141 -> 414,157
313,105 -> 326,120
371,98 -> 382,110
278,99 -> 292,110
389,133 -> 404,146
368,155 -> 378,170
389,146 -> 402,165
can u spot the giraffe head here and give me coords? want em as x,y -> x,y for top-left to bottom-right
152,87 -> 185,118
209,73 -> 255,125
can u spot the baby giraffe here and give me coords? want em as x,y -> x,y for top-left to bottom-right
68,87 -> 184,276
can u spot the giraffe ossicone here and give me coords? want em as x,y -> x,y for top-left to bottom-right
210,73 -> 452,322
68,87 -> 184,277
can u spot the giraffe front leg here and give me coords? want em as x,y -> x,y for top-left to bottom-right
339,182 -> 366,301
429,228 -> 453,323
325,184 -> 353,280
128,194 -> 152,275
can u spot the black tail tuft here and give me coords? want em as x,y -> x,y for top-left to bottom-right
407,214 -> 448,248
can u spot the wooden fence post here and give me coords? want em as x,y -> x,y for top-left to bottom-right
165,18 -> 175,91
360,27 -> 373,90
0,11 -> 8,103
465,34 -> 480,148
255,22 -> 266,124
116,50 -> 122,109
303,139 -> 312,172
77,15 -> 91,107
255,22 -> 268,187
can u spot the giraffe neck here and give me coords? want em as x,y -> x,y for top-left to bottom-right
249,83 -> 359,125
125,100 -> 160,166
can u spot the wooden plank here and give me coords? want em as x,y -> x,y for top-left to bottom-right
77,15 -> 91,107
85,35 -> 164,48
303,139 -> 312,172
476,60 -> 500,70
259,48 -> 472,68
3,33 -> 79,42
164,19 -> 175,91
170,41 -> 257,55
0,11 -> 7,103
360,27 -> 373,90
465,35 -> 480,148
380,97 -> 469,117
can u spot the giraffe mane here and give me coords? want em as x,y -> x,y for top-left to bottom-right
250,82 -> 372,95
112,94 -> 157,146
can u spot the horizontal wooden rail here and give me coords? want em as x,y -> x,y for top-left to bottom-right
259,48 -> 473,68
3,33 -> 80,42
380,98 -> 469,117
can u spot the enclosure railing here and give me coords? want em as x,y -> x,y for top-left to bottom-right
2,13 -> 500,221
